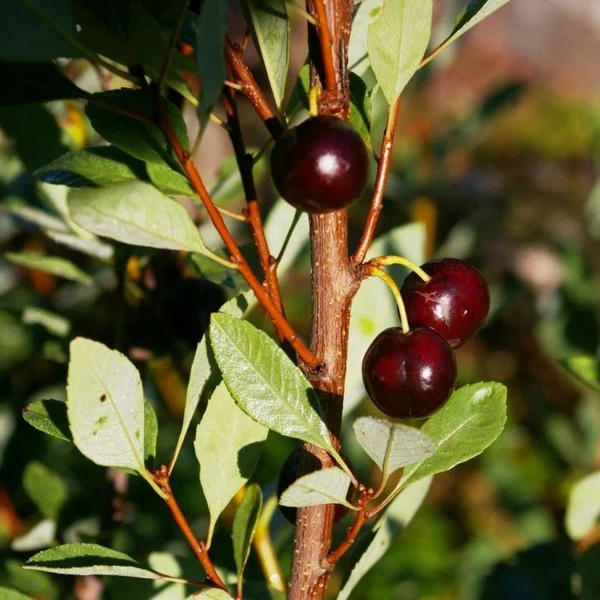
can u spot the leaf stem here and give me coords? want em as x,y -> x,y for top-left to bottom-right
224,38 -> 285,140
352,96 -> 402,265
153,94 -> 319,369
152,466 -> 228,591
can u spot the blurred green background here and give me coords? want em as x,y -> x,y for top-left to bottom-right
2,1 -> 600,598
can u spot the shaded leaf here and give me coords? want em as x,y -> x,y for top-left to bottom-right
209,314 -> 335,454
144,401 -> 158,465
194,383 -> 268,544
67,338 -> 145,472
5,251 -> 93,285
191,590 -> 233,599
45,232 -> 114,262
171,292 -> 252,471
0,0 -> 81,61
353,417 -> 436,481
566,472 -> 600,541
446,0 -> 511,47
68,181 -> 206,254
86,89 -> 188,165
24,544 -> 161,579
348,0 -> 382,75
22,398 -> 72,442
561,355 -> 600,393
400,383 -> 507,488
338,477 -> 432,599
0,586 -> 34,599
368,0 -> 433,105
232,484 -> 263,580
22,462 -> 67,520
0,61 -> 87,105
279,467 -> 353,509
241,0 -> 289,111
349,73 -> 373,151
146,162 -> 196,197
196,0 -> 228,123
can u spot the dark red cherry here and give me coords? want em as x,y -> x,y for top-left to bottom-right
277,448 -> 350,524
401,258 -> 490,348
362,327 -> 457,419
270,115 -> 369,213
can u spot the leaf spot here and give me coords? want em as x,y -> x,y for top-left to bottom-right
100,394 -> 107,402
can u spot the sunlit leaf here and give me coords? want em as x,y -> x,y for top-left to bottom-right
22,398 -> 71,442
445,0 -> 511,47
279,467 -> 353,509
566,472 -> 600,541
5,251 -> 93,285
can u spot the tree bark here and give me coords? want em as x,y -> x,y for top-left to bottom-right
289,2 -> 356,598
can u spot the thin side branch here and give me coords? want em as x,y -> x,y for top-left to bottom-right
311,0 -> 338,94
224,38 -> 285,140
352,96 -> 402,265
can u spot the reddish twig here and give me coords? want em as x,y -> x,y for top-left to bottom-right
153,95 -> 319,369
221,89 -> 285,317
224,38 -> 285,140
352,96 -> 402,265
311,0 -> 338,94
152,467 -> 228,591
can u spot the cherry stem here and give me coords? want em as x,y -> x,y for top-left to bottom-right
224,38 -> 285,140
370,255 -> 431,282
352,96 -> 402,265
152,93 -> 319,369
151,467 -> 228,591
369,266 -> 410,334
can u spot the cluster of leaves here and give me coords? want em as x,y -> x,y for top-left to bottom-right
0,0 -> 522,598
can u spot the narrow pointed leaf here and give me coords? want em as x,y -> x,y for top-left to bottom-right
68,181 -> 206,254
446,0 -> 511,47
209,313 -> 335,453
196,0 -> 228,123
67,338 -> 145,472
338,477 -> 432,599
22,307 -> 70,337
241,0 -> 289,111
24,544 -> 161,579
348,0 -> 383,75
191,591 -> 233,599
0,61 -> 88,105
195,383 -> 268,544
400,383 -> 507,488
22,398 -> 71,442
232,484 -> 263,579
561,355 -> 600,393
368,0 -> 433,105
353,417 -> 436,481
144,401 -> 158,464
171,292 -> 252,471
5,251 -> 93,285
279,467 -> 353,509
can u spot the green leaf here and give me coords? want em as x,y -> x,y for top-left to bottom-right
348,0 -> 382,75
196,0 -> 228,123
4,251 -> 93,285
22,307 -> 70,337
232,484 -> 263,580
22,398 -> 72,442
368,0 -> 433,105
191,591 -> 233,600
349,73 -> 373,151
561,355 -> 600,393
191,253 -> 248,289
446,0 -> 511,47
12,519 -> 56,552
566,472 -> 600,541
338,477 -> 431,599
0,0 -> 81,61
345,223 -> 426,413
24,544 -> 162,579
209,313 -> 335,454
0,587 -> 33,600
400,382 -> 507,488
0,61 -> 87,105
279,467 -> 353,509
194,383 -> 268,544
353,417 -> 436,481
144,401 -> 158,465
35,146 -> 149,188
22,462 -> 67,520
68,181 -> 207,254
241,0 -> 289,111
67,338 -> 146,472
86,89 -> 189,165
146,162 -> 196,197
171,291 -> 252,471
45,231 -> 114,262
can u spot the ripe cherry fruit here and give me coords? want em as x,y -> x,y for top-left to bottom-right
362,327 -> 457,419
270,115 -> 369,214
401,258 -> 490,349
277,448 -> 350,524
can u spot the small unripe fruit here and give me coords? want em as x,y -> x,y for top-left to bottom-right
362,327 -> 457,419
270,116 -> 369,213
401,258 -> 490,348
